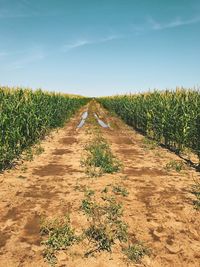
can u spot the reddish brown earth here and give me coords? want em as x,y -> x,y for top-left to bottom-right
0,102 -> 200,267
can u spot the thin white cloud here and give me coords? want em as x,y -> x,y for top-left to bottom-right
62,35 -> 121,52
99,35 -> 121,42
63,40 -> 90,51
149,16 -> 200,30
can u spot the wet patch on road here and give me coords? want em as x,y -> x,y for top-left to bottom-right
52,149 -> 72,155
94,113 -> 109,128
19,214 -> 41,245
77,111 -> 88,128
60,137 -> 77,145
124,167 -> 167,176
0,231 -> 11,248
33,163 -> 83,177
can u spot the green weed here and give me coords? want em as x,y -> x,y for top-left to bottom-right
165,160 -> 184,172
21,165 -> 28,172
34,145 -> 45,155
40,215 -> 78,266
123,242 -> 150,263
23,148 -> 34,161
112,185 -> 129,197
82,136 -> 121,177
101,186 -> 110,194
191,181 -> 200,210
81,191 -> 128,256
142,137 -> 158,150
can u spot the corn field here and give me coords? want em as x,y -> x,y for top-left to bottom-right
0,87 -> 88,170
99,89 -> 200,162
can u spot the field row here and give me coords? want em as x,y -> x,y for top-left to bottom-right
99,89 -> 200,162
0,87 -> 89,171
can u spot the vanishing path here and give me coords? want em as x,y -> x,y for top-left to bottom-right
0,102 -> 199,267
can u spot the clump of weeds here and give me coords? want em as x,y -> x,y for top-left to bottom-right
101,183 -> 129,197
165,159 -> 184,172
191,180 -> 200,210
180,147 -> 193,161
142,137 -> 158,150
80,190 -> 128,256
21,165 -> 28,172
23,148 -> 34,161
40,215 -> 79,266
122,242 -> 150,263
154,151 -> 162,158
112,185 -> 129,197
23,144 -> 44,162
73,184 -> 87,192
40,188 -> 150,265
81,136 -> 121,177
80,188 -> 149,261
34,145 -> 45,155
101,186 -> 110,194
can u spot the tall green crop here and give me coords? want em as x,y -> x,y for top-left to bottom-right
99,88 -> 200,162
0,87 -> 89,170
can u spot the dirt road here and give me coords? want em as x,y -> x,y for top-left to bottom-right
0,102 -> 199,267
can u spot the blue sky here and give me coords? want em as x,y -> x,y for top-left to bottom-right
0,0 -> 200,96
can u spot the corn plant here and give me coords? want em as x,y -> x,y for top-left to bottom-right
99,88 -> 200,163
0,87 -> 89,170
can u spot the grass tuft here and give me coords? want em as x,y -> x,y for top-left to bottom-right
165,160 -> 184,172
123,242 -> 150,263
34,145 -> 45,155
40,215 -> 78,266
191,181 -> 200,210
80,190 -> 128,255
82,136 -> 121,177
142,137 -> 158,150
112,185 -> 129,197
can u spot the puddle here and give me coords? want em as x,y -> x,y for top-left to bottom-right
82,111 -> 88,120
0,231 -> 10,248
94,113 -> 109,128
60,137 -> 77,145
53,149 -> 72,155
77,119 -> 85,128
20,214 -> 41,245
77,111 -> 88,128
124,167 -> 167,176
32,164 -> 67,176
113,136 -> 133,144
77,111 -> 109,128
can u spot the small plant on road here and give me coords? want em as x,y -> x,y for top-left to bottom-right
40,215 -> 78,266
112,185 -> 129,197
191,181 -> 200,210
34,145 -> 45,155
23,148 -> 34,161
80,190 -> 128,256
122,242 -> 150,263
142,137 -> 158,150
21,165 -> 28,172
82,136 -> 121,177
165,160 -> 184,172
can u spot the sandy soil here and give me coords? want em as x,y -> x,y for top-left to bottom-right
0,102 -> 200,267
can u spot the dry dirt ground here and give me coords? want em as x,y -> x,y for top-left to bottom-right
0,102 -> 200,267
